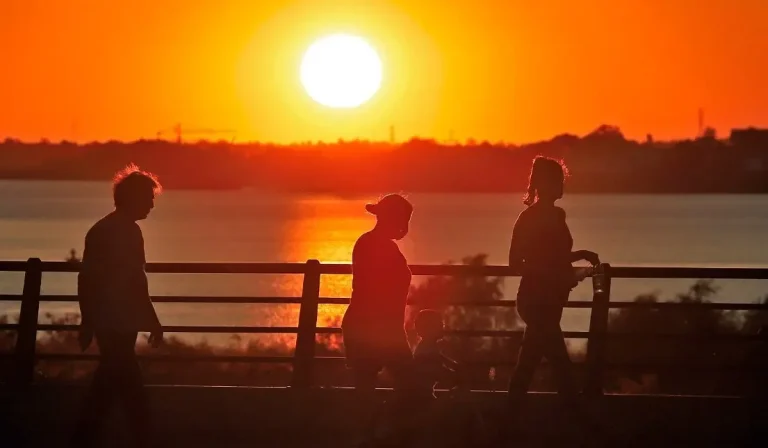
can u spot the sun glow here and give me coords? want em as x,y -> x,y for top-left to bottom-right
300,34 -> 383,109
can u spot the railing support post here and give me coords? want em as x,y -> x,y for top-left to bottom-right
14,258 -> 42,385
292,259 -> 321,389
585,263 -> 611,397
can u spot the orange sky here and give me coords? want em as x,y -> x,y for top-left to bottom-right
2,0 -> 767,144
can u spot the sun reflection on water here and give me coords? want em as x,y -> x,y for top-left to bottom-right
266,196 -> 375,345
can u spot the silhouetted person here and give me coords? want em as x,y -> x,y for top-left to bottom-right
343,194 -> 415,391
342,194 -> 417,443
507,156 -> 599,406
412,310 -> 488,445
71,165 -> 164,448
413,309 -> 459,397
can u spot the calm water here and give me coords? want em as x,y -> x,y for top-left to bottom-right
1,180 -> 768,344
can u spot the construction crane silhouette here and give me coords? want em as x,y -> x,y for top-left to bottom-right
156,123 -> 237,143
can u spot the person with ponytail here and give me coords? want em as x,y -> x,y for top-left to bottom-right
507,156 -> 600,406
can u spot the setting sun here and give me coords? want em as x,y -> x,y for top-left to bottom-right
300,34 -> 383,109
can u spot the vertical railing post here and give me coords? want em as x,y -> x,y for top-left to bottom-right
292,259 -> 321,389
584,263 -> 611,397
14,258 -> 42,385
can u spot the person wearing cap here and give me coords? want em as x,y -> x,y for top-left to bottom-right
342,194 -> 419,444
342,193 -> 415,392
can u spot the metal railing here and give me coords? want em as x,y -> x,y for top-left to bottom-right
1,259 -> 767,393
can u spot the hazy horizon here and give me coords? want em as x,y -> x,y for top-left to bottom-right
1,122 -> 762,146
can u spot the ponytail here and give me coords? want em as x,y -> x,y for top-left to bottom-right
523,160 -> 540,206
523,185 -> 536,206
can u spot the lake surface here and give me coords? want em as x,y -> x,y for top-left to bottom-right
1,180 -> 767,346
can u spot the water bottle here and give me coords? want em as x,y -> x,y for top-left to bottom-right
592,263 -> 606,295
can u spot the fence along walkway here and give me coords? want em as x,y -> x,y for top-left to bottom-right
1,258 -> 767,392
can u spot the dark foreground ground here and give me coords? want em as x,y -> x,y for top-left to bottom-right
1,385 -> 766,447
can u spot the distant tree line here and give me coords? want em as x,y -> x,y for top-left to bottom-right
2,126 -> 768,193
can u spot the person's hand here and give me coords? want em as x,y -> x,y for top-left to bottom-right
78,326 -> 93,352
581,250 -> 600,266
573,266 -> 593,284
148,329 -> 163,348
449,382 -> 472,401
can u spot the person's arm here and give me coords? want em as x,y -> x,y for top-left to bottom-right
417,350 -> 458,389
434,340 -> 463,390
438,353 -> 464,390
440,353 -> 459,373
77,231 -> 100,350
508,212 -> 528,274
132,227 -> 162,345
436,339 -> 458,371
571,250 -> 599,264
77,232 -> 99,329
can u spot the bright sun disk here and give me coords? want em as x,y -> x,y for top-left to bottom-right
300,34 -> 382,109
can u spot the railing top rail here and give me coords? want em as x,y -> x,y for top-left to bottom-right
1,294 -> 767,310
1,260 -> 768,279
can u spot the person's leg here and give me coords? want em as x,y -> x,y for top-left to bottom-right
386,337 -> 417,396
349,363 -> 384,445
347,339 -> 380,396
381,340 -> 423,444
344,332 -> 384,444
343,330 -> 378,392
70,332 -> 122,447
540,324 -> 604,443
540,324 -> 577,400
112,332 -> 152,448
494,324 -> 546,443
508,325 -> 545,401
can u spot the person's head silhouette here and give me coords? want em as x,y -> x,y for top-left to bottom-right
366,194 -> 413,240
523,156 -> 569,206
112,164 -> 162,221
415,309 -> 444,342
